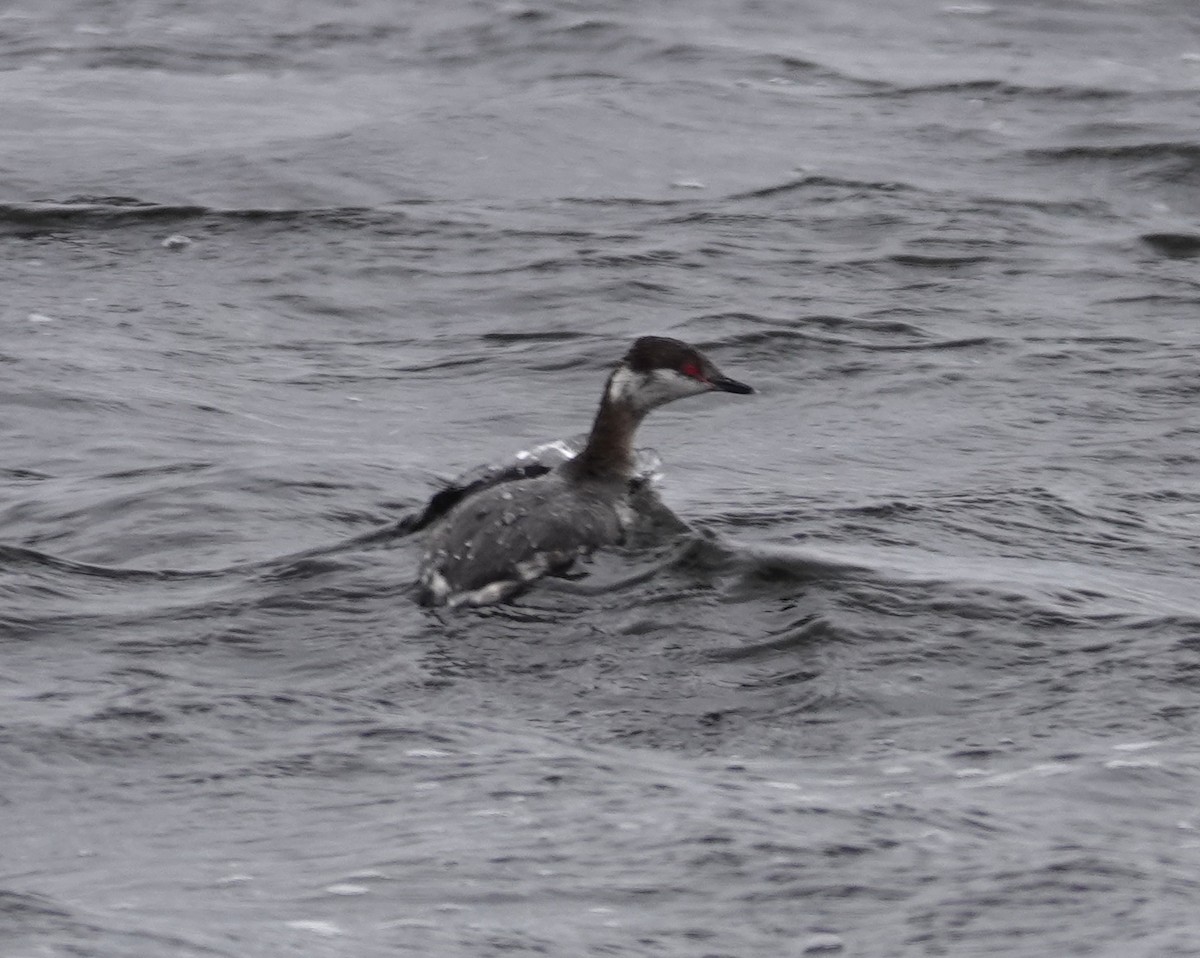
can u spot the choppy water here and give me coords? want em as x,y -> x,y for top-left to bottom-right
3,1 -> 1200,955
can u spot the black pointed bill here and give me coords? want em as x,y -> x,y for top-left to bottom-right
709,374 -> 753,395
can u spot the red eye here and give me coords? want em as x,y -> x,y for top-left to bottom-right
681,361 -> 703,380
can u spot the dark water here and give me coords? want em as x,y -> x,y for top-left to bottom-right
4,1 -> 1200,955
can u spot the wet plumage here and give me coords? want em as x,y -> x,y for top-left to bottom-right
417,336 -> 752,607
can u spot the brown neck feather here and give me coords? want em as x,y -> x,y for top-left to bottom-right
563,377 -> 644,481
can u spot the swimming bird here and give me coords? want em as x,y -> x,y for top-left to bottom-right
417,336 -> 753,607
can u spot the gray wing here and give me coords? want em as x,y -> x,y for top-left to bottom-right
418,475 -> 625,604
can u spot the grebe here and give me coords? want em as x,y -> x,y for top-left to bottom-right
417,336 -> 752,607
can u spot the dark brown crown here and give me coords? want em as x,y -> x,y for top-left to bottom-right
623,336 -> 704,374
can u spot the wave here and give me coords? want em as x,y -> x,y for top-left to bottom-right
885,79 -> 1132,101
1027,141 -> 1200,164
718,324 -> 997,356
1140,232 -> 1200,258
0,543 -> 202,581
1023,141 -> 1200,192
0,197 -> 450,234
726,175 -> 918,202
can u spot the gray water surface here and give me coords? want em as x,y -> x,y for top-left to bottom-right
3,1 -> 1200,955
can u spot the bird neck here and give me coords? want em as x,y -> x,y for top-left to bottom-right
563,372 -> 647,481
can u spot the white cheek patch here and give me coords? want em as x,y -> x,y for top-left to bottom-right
607,366 -> 643,405
607,366 -> 710,413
